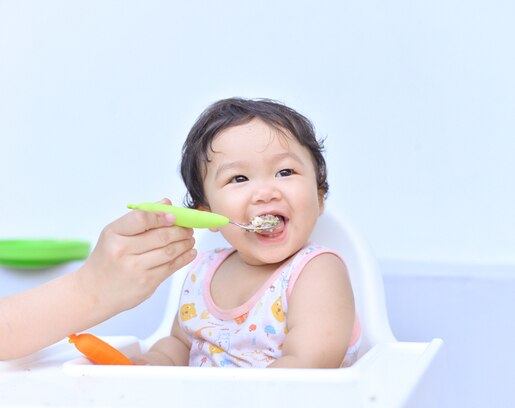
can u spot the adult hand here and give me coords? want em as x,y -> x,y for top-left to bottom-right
76,198 -> 197,315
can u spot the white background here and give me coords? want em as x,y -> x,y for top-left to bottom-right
1,0 -> 514,265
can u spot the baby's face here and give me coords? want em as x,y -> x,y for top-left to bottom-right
201,118 -> 323,266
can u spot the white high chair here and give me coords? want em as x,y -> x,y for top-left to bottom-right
0,206 -> 444,408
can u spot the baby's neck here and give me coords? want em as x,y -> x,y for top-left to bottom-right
228,251 -> 285,275
209,252 -> 288,311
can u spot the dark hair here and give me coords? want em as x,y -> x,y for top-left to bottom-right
180,97 -> 329,208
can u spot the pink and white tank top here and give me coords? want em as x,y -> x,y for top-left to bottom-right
178,243 -> 361,368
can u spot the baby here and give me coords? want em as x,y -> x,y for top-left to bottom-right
133,98 -> 360,368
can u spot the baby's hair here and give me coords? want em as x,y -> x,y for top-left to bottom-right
180,97 -> 329,208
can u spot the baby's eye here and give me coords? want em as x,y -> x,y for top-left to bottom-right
230,175 -> 248,183
276,169 -> 294,177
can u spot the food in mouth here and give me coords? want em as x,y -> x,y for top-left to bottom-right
250,214 -> 281,233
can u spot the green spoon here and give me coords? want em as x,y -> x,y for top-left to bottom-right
127,203 -> 279,231
128,203 -> 228,229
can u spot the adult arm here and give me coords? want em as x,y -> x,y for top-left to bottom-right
0,199 -> 196,361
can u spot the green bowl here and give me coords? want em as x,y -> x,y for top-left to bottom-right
0,239 -> 90,269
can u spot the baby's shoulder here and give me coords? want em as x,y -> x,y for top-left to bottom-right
302,250 -> 347,275
195,247 -> 233,265
291,243 -> 345,270
285,244 -> 347,296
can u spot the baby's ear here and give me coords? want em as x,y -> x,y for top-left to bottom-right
196,205 -> 219,232
318,190 -> 325,215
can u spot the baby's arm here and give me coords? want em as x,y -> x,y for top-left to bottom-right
268,253 -> 355,368
131,315 -> 191,366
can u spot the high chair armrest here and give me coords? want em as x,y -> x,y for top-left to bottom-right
352,339 -> 445,407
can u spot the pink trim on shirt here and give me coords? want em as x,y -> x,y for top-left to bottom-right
285,246 -> 348,299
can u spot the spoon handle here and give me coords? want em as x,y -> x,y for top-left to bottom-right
127,203 -> 229,229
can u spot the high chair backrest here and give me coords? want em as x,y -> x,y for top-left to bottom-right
145,205 -> 396,356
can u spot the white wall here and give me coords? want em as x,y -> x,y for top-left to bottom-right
1,0 -> 514,265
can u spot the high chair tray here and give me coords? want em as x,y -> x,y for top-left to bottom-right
0,336 -> 443,408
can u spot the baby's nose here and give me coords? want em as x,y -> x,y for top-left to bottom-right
251,182 -> 282,203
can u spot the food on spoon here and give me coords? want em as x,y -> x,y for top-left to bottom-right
250,214 -> 281,232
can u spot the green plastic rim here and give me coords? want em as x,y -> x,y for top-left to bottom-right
0,239 -> 90,269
